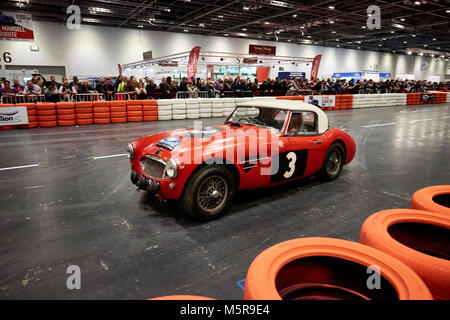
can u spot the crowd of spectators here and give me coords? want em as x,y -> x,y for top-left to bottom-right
1,73 -> 449,102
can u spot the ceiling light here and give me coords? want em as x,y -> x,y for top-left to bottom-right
82,18 -> 100,23
392,24 -> 404,29
138,25 -> 143,28
242,28 -> 247,31
337,45 -> 340,47
199,23 -> 205,27
447,10 -> 450,13
307,35 -> 311,38
424,44 -> 428,47
411,34 -> 416,37
378,44 -> 382,47
361,26 -> 366,29
90,7 -> 111,13
243,6 -> 250,10
392,50 -> 396,53
329,20 -> 334,24
335,39 -> 339,41
403,41 -> 407,43
218,15 -> 223,18
329,6 -> 335,10
183,29 -> 188,32
287,39 -> 292,42
400,18 -> 405,21
390,30 -> 395,33
414,1 -> 421,5
431,54 -> 435,57
224,33 -> 229,36
165,8 -> 171,12
264,22 -> 270,25
419,52 -> 423,56
408,51 -> 412,55
433,38 -> 436,40
331,31 -> 336,33
382,38 -> 386,40
292,14 -> 297,17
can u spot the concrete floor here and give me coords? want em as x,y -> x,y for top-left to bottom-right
0,103 -> 449,299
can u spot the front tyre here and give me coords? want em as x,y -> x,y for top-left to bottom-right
181,165 -> 235,221
320,142 -> 345,181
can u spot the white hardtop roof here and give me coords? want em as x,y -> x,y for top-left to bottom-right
236,99 -> 319,111
235,99 -> 329,133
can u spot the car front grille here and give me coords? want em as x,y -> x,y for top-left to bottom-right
140,156 -> 166,179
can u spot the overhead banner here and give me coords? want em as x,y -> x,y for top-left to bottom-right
249,45 -> 276,56
187,46 -> 201,80
0,106 -> 29,126
0,11 -> 34,41
310,54 -> 322,80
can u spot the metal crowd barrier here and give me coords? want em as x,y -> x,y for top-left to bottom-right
72,93 -> 104,101
147,92 -> 176,100
1,94 -> 46,104
254,90 -> 287,97
287,89 -> 313,96
114,93 -> 130,101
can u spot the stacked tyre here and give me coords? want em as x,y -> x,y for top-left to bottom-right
110,101 -> 127,123
244,237 -> 432,300
19,103 -> 39,129
37,102 -> 57,128
93,101 -> 111,124
75,101 -> 93,125
360,209 -> 450,300
172,100 -> 187,120
212,99 -> 224,117
127,100 -> 143,122
157,99 -> 172,120
142,100 -> 158,121
185,99 -> 200,119
223,98 -> 235,117
199,99 -> 212,118
56,102 -> 76,126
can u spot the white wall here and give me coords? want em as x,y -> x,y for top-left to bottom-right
1,21 -> 448,81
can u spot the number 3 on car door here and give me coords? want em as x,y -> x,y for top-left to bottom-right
270,149 -> 308,183
283,152 -> 297,178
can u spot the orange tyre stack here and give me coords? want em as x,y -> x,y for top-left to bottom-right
0,103 -> 18,130
360,209 -> 450,300
126,100 -> 143,122
110,101 -> 127,123
36,102 -> 57,128
142,100 -> 158,121
244,237 -> 432,300
56,102 -> 76,126
75,101 -> 93,125
19,103 -> 39,129
93,101 -> 111,124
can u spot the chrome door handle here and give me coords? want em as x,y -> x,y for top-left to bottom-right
313,140 -> 323,144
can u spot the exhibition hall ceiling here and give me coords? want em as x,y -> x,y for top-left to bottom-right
2,0 -> 449,56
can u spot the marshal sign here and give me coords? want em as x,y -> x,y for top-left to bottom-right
0,106 -> 28,126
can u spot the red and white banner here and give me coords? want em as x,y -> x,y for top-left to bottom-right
0,11 -> 34,41
187,46 -> 201,80
310,54 -> 322,80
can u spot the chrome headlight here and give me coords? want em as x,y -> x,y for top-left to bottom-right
127,143 -> 134,160
164,158 -> 178,178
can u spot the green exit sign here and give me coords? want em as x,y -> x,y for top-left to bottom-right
30,45 -> 39,52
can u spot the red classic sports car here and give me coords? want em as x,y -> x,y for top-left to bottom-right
128,100 -> 356,220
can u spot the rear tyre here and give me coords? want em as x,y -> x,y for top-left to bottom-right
181,165 -> 235,221
320,142 -> 345,181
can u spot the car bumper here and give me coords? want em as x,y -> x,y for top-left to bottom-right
131,171 -> 160,195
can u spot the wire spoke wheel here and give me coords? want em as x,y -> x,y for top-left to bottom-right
326,150 -> 341,176
197,175 -> 228,214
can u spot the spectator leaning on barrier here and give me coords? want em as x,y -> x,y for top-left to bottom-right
102,78 -> 116,100
96,78 -> 105,93
145,79 -> 157,93
12,78 -> 24,93
136,78 -> 147,99
44,82 -> 60,102
23,80 -> 42,95
70,76 -> 80,91
78,80 -> 96,94
187,81 -> 199,98
59,80 -> 77,100
0,80 -> 18,96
